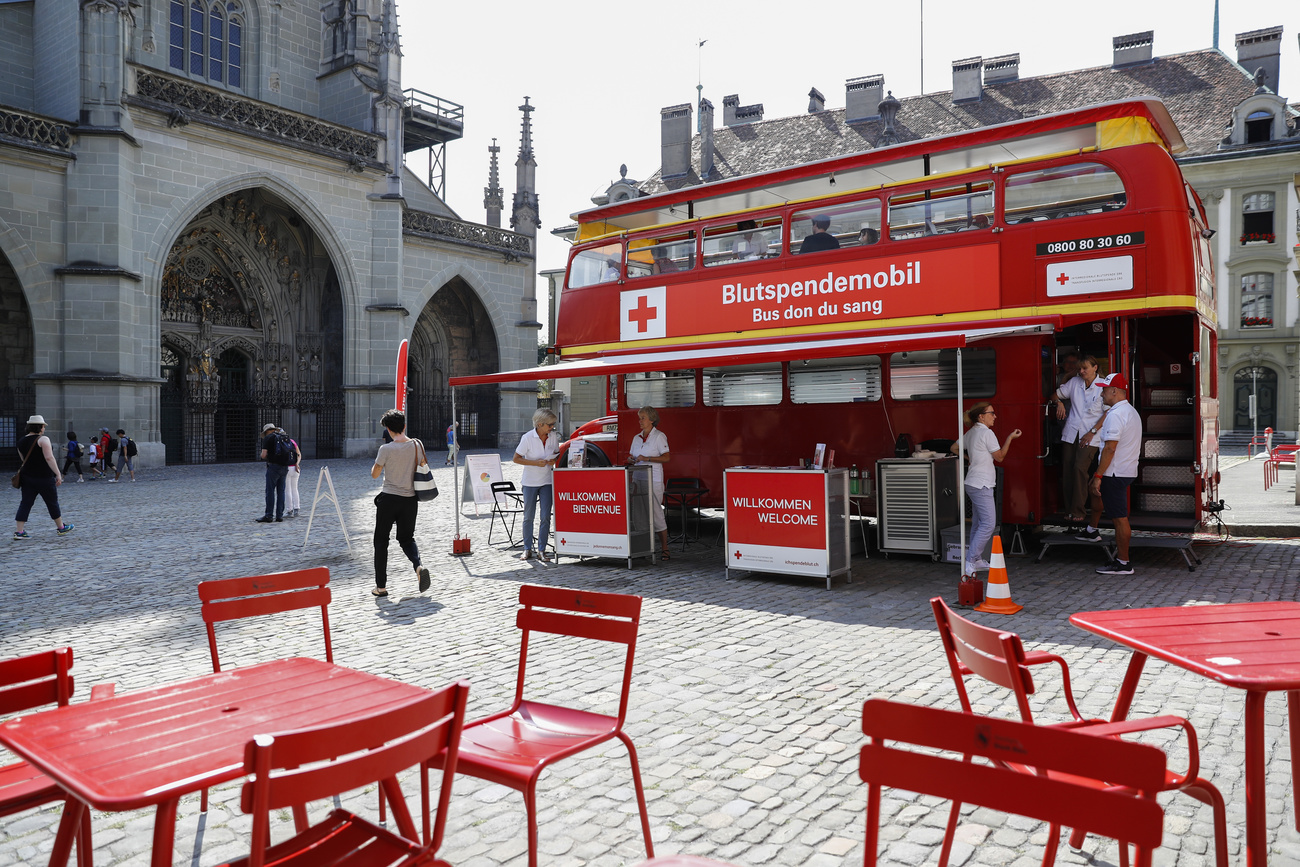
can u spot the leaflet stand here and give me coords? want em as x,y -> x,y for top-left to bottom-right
461,453 -> 505,516
302,465 -> 353,554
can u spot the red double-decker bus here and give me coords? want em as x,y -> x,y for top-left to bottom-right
456,99 -> 1219,534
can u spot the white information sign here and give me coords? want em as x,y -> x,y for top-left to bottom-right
1046,255 -> 1133,297
462,454 -> 505,509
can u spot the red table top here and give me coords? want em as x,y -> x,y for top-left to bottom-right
1071,602 -> 1300,691
0,657 -> 429,811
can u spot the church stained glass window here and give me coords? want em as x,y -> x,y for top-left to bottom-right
168,0 -> 244,89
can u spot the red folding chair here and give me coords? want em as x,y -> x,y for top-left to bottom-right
861,699 -> 1167,867
199,567 -> 356,820
430,584 -> 654,867
215,680 -> 469,867
931,597 -> 1227,867
0,648 -> 114,867
1264,444 -> 1299,491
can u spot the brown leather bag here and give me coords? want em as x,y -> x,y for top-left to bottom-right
11,440 -> 37,488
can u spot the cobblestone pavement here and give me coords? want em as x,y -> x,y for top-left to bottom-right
2,452 -> 1299,867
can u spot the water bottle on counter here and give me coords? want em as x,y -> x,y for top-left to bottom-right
849,464 -> 860,495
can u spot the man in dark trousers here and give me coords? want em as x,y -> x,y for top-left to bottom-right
257,423 -> 289,523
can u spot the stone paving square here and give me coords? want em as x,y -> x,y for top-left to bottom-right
1,453 -> 1298,866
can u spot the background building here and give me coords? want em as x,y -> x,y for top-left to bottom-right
568,27 -> 1299,439
0,0 -> 540,469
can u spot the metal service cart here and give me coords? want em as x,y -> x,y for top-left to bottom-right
876,456 -> 959,561
553,466 -> 654,568
724,467 -> 849,589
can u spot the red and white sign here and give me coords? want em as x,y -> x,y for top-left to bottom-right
567,244 -> 1000,348
620,285 -> 667,341
1046,255 -> 1133,297
725,470 -> 829,576
394,339 -> 409,412
555,468 -> 632,557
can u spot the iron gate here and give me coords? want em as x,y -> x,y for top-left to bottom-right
160,385 -> 346,464
408,386 -> 499,449
0,385 -> 36,473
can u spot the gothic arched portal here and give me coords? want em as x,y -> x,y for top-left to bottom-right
159,188 -> 345,462
408,278 -> 501,448
0,248 -> 35,469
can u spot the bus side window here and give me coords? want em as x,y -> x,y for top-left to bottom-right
1004,162 -> 1126,223
568,243 -> 623,288
702,219 -> 782,267
888,183 -> 994,240
890,348 -> 996,400
791,201 -> 881,254
625,370 -> 696,408
790,356 -> 882,403
628,231 -> 696,277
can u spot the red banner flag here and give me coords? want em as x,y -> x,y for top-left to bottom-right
395,339 -> 408,413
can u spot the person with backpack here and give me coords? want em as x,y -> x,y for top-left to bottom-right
284,434 -> 303,517
98,428 -> 111,476
257,423 -> 292,523
112,428 -> 136,482
85,439 -> 103,480
63,431 -> 86,483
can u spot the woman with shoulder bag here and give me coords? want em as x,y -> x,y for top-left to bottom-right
13,415 -> 74,539
369,409 -> 431,597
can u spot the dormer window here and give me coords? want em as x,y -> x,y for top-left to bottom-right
1246,110 -> 1274,144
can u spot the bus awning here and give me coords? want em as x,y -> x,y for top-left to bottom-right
449,324 -> 1054,387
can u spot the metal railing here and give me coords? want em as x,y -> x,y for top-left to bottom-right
403,209 -> 533,258
403,89 -> 464,124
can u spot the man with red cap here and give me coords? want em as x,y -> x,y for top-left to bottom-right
1078,372 -> 1141,574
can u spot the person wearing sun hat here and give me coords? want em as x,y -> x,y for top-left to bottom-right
1079,372 -> 1141,575
13,414 -> 73,539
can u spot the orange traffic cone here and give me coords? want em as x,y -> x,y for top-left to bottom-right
975,536 -> 1022,615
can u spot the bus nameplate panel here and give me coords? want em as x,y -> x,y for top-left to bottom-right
1036,232 -> 1144,257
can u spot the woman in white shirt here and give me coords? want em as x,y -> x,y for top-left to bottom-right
626,405 -> 671,558
513,407 -> 560,560
951,402 -> 1020,577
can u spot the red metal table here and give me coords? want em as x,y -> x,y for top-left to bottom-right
0,657 -> 430,867
1071,602 -> 1300,867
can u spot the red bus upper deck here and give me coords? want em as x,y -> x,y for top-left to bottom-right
456,99 -> 1219,532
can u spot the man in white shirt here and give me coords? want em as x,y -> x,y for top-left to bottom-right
1079,373 -> 1142,574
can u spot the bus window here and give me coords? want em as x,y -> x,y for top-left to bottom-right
625,370 -> 696,408
703,363 -> 783,406
888,183 -> 994,240
1004,162 -> 1126,223
790,356 -> 882,403
791,201 -> 881,253
890,347 -> 996,400
628,231 -> 696,278
702,219 -> 781,267
568,243 -> 622,289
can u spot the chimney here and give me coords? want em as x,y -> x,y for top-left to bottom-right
736,102 -> 764,123
951,56 -> 982,103
982,53 -> 1020,83
660,103 -> 693,179
845,75 -> 884,123
1112,31 -> 1154,67
1236,26 -> 1283,94
807,86 -> 825,113
723,94 -> 740,126
700,98 -> 715,181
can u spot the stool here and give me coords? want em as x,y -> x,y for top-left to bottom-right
664,478 -> 709,550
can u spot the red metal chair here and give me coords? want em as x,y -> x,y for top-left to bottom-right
197,567 -> 349,818
1264,443 -> 1299,491
430,584 -> 654,867
861,699 -> 1167,867
216,680 -> 469,867
930,597 -> 1227,867
0,648 -> 114,867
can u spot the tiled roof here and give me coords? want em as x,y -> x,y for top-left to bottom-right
641,49 -> 1281,195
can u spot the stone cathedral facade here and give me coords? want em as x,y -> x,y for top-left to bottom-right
0,0 -> 540,468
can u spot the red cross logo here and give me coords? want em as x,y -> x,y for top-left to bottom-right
560,538 -> 567,546
1056,272 -> 1070,286
733,550 -> 743,560
627,295 -> 658,333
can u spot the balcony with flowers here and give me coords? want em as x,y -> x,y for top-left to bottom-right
1239,232 -> 1276,246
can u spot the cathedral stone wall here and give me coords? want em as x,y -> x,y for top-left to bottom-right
0,4 -> 34,112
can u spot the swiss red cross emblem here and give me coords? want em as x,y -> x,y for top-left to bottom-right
620,287 -> 667,341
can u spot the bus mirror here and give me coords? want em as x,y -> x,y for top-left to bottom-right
1201,228 -> 1216,240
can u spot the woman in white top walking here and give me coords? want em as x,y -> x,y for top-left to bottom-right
951,402 -> 1020,577
513,408 -> 560,560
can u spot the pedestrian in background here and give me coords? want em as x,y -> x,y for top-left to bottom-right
445,422 -> 458,466
14,414 -> 73,539
284,435 -> 303,517
63,431 -> 85,483
370,409 -> 430,596
113,428 -> 136,482
86,440 -> 103,480
98,428 -> 111,476
1082,373 -> 1142,575
256,423 -> 289,523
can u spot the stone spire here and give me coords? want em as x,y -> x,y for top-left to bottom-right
510,97 -> 540,236
373,0 -> 403,197
484,138 -> 504,228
